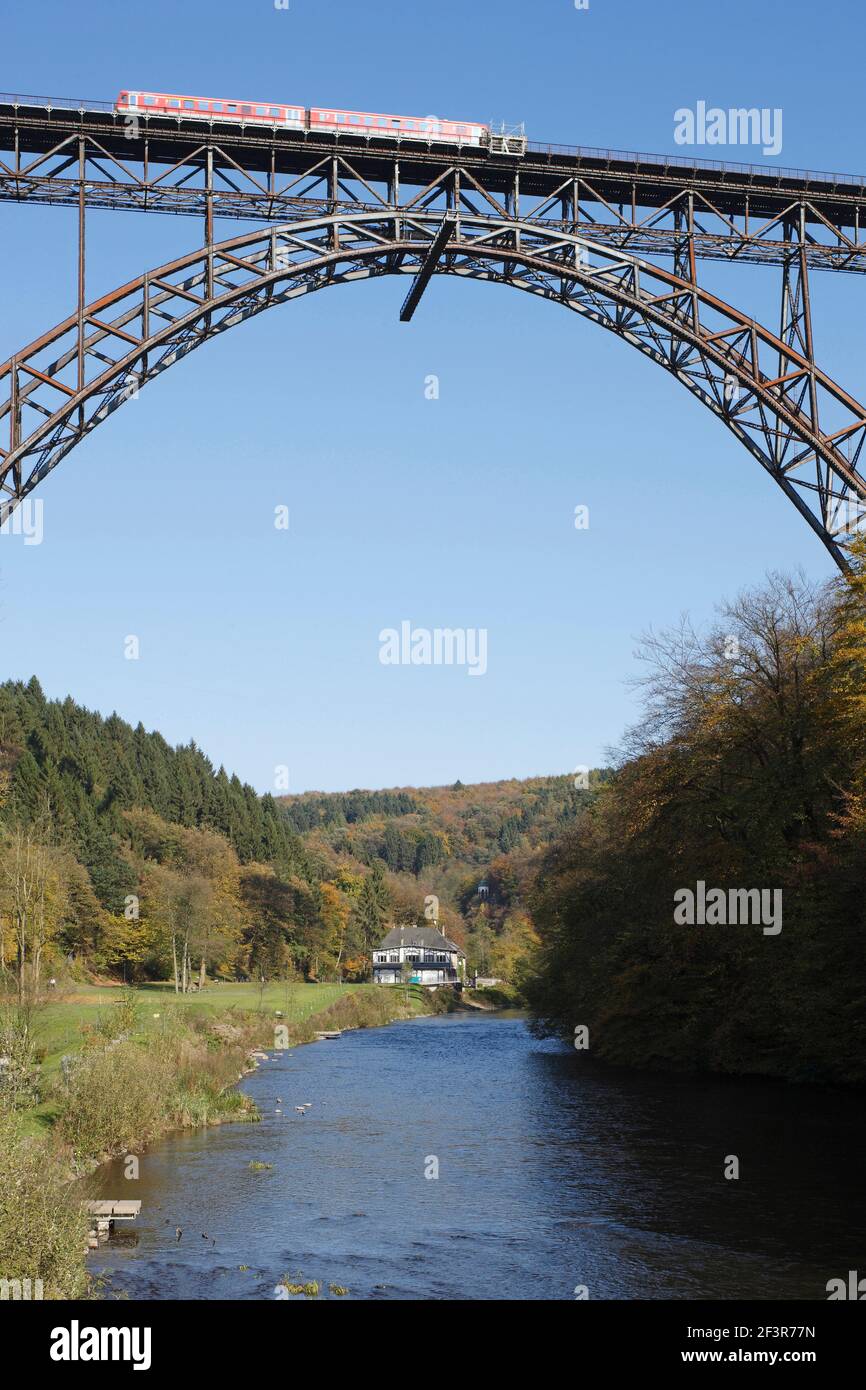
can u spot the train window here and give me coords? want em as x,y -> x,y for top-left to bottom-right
169,99 -> 180,108
227,104 -> 237,113
183,101 -> 193,109
144,95 -> 155,105
406,120 -> 415,129
241,106 -> 251,115
270,108 -> 281,117
212,102 -> 222,111
364,116 -> 373,125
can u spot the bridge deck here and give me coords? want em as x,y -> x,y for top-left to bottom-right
1,94 -> 864,227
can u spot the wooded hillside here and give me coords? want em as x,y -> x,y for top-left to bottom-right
523,546 -> 866,1085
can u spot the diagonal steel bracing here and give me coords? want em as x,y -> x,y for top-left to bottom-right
4,97 -> 866,271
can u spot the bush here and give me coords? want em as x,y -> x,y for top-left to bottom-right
57,1041 -> 173,1167
0,1113 -> 88,1299
0,1007 -> 42,1110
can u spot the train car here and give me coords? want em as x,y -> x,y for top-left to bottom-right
114,93 -> 525,153
309,106 -> 488,147
115,91 -> 306,128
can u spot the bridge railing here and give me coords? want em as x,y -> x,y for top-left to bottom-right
1,91 -> 865,191
0,91 -> 116,114
526,139 -> 866,188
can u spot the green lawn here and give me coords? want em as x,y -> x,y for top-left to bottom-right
34,981 -> 370,1067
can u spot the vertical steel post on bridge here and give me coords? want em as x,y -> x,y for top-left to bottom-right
389,161 -> 401,266
669,196 -> 697,371
508,171 -> 521,265
77,136 -> 86,405
205,147 -> 214,299
673,196 -> 696,286
777,206 -> 819,467
330,157 -> 340,254
8,357 -> 20,499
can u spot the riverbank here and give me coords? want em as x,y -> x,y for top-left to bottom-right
0,982 -> 432,1299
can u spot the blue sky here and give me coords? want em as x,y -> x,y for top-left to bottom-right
1,0 -> 862,793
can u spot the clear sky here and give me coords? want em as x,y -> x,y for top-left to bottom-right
1,0 -> 863,793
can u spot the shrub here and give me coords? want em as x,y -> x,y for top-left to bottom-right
0,1113 -> 88,1299
57,1041 -> 173,1166
0,1007 -> 42,1110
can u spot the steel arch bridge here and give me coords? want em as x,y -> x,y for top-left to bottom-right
1,93 -> 866,569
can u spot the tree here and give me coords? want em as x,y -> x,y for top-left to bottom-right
351,862 -> 391,971
319,881 -> 351,980
523,559 -> 866,1084
0,823 -> 66,1006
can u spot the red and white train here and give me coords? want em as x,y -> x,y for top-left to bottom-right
115,91 -> 527,153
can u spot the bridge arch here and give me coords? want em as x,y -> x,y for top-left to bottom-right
1,210 -> 864,569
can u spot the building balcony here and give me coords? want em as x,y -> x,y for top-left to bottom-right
373,962 -> 459,980
373,964 -> 457,974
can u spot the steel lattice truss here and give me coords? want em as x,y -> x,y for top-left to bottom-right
1,100 -> 866,567
3,100 -> 866,271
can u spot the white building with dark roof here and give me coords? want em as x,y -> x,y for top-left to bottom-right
372,925 -> 466,988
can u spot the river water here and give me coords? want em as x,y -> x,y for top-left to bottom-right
88,1011 -> 865,1300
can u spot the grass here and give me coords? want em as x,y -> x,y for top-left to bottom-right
22,981 -> 376,1135
16,980 -> 433,1140
34,981 -> 366,1068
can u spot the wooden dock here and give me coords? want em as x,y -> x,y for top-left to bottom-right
83,1200 -> 141,1232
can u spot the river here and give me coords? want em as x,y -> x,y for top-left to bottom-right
87,1011 -> 865,1300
